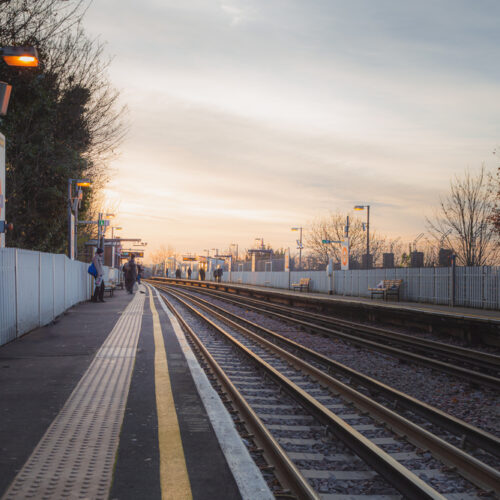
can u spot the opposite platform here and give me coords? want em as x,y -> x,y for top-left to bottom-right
0,285 -> 270,499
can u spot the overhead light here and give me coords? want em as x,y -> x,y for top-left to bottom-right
2,46 -> 39,67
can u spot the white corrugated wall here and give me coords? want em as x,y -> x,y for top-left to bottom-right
0,248 -> 92,347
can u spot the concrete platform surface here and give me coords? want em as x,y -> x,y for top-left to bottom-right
0,285 -> 268,500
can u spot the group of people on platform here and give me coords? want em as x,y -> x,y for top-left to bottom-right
91,250 -> 143,302
171,266 -> 222,282
91,250 -> 226,301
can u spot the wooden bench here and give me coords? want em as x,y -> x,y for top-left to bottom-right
291,277 -> 311,292
368,279 -> 403,301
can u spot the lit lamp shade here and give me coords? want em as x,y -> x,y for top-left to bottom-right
2,47 -> 39,67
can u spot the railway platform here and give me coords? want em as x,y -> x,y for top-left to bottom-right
156,278 -> 500,346
0,285 -> 272,500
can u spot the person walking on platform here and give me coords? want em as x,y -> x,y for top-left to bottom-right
187,267 -> 192,279
199,267 -> 205,281
175,268 -> 181,279
136,263 -> 143,284
123,254 -> 137,294
218,267 -> 224,283
91,248 -> 105,303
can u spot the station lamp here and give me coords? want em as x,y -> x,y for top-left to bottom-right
353,204 -> 371,268
291,227 -> 303,270
1,46 -> 39,67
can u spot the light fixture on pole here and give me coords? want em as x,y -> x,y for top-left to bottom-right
0,46 -> 39,248
67,178 -> 91,259
291,227 -> 303,270
1,46 -> 39,67
354,205 -> 371,268
111,226 -> 122,268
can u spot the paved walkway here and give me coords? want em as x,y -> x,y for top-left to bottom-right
0,285 -> 271,500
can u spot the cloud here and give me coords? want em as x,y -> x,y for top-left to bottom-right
83,1 -> 500,257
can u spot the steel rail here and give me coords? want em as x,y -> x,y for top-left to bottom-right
157,284 -> 500,496
148,279 -> 500,390
153,282 -> 500,459
159,287 -> 446,500
158,292 -> 318,500
179,282 -> 500,373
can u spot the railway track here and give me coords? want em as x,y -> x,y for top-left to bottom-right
149,283 -> 500,499
148,278 -> 500,389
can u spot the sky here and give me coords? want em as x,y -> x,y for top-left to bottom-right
83,1 -> 500,261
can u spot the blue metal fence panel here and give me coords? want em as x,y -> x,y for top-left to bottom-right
0,248 -> 17,345
224,266 -> 499,310
40,252 -> 55,326
16,249 -> 40,335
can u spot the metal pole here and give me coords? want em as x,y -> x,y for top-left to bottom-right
111,227 -> 115,268
366,205 -> 370,268
97,212 -> 102,249
451,254 -> 456,307
67,179 -> 72,258
299,227 -> 302,271
74,200 -> 78,260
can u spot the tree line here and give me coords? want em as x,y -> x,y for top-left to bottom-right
0,0 -> 126,254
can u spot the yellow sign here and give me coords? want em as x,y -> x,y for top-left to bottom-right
183,256 -> 196,261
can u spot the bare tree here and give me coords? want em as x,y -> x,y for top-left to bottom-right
491,160 -> 500,235
150,245 -> 176,265
306,212 -> 388,267
427,166 -> 499,266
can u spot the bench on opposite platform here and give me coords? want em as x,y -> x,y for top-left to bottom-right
368,279 -> 403,301
291,277 -> 311,292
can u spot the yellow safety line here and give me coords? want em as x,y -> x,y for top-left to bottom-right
149,289 -> 193,500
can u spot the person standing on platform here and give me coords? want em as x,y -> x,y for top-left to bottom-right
199,267 -> 205,281
218,267 -> 224,283
187,267 -> 192,279
123,254 -> 137,294
175,268 -> 181,278
91,248 -> 105,303
166,268 -> 169,278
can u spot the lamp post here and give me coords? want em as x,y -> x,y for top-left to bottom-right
67,178 -> 91,259
354,205 -> 370,268
291,227 -> 303,270
0,46 -> 39,248
111,226 -> 122,268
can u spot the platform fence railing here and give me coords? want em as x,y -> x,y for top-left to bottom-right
0,248 -> 93,347
224,266 -> 500,310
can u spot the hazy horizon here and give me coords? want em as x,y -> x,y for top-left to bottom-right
83,1 -> 500,262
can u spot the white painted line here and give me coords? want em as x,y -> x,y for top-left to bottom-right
152,286 -> 274,500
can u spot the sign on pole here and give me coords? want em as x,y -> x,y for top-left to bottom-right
341,238 -> 349,270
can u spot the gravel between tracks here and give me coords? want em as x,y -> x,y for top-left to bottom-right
165,291 -> 492,497
181,288 -> 500,438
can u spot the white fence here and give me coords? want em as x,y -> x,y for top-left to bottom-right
225,267 -> 500,310
0,248 -> 93,347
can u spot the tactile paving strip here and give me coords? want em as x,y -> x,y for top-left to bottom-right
3,290 -> 146,500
